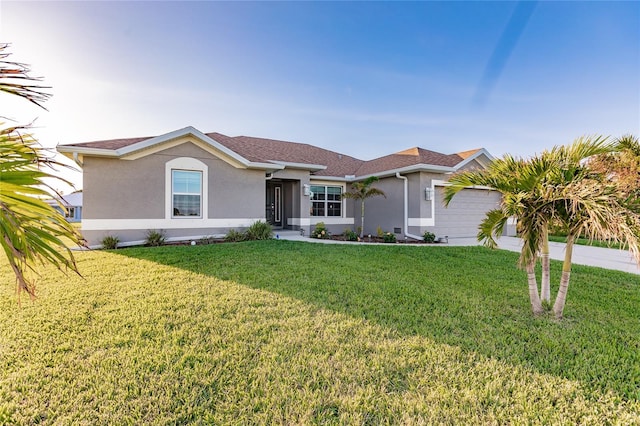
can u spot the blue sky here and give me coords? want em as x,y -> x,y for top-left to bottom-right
1,1 -> 639,189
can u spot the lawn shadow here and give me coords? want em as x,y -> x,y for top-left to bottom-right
116,240 -> 640,401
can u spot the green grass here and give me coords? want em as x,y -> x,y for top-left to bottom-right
1,241 -> 639,424
549,234 -> 624,249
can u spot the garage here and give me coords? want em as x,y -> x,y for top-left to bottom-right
433,186 -> 501,239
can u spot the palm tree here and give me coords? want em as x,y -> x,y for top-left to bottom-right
444,154 -> 553,314
542,138 -> 640,318
343,176 -> 386,238
445,136 -> 640,318
1,44 -> 83,298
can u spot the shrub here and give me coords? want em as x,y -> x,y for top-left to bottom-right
344,228 -> 358,241
376,226 -> 384,238
245,221 -> 273,240
101,235 -> 119,249
224,229 -> 246,242
383,232 -> 396,243
145,229 -> 166,247
423,231 -> 436,243
311,222 -> 330,239
199,236 -> 218,245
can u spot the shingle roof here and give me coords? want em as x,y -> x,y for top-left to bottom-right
354,147 -> 463,176
61,131 -> 474,178
207,133 -> 364,177
66,137 -> 150,150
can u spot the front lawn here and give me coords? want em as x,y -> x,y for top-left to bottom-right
0,241 -> 639,423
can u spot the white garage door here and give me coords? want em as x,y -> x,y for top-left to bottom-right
433,186 -> 501,238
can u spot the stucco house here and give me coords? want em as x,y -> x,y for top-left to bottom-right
45,191 -> 83,223
57,126 -> 504,247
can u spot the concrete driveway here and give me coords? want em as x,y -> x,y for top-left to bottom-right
277,231 -> 640,275
494,237 -> 640,275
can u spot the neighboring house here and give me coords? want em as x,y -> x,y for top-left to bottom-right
57,126 -> 506,247
46,191 -> 83,223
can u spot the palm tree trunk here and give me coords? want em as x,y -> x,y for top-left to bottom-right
526,261 -> 544,315
540,227 -> 551,303
553,234 -> 575,319
360,200 -> 365,238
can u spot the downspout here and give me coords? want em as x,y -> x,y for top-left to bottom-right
395,172 -> 423,241
72,152 -> 83,168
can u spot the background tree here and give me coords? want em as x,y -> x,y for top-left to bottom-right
343,176 -> 386,238
445,136 -> 640,319
589,134 -> 640,212
1,44 -> 83,298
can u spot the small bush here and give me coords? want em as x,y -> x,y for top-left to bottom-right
344,228 -> 358,241
423,231 -> 436,243
376,226 -> 384,238
383,232 -> 396,243
311,222 -> 330,239
199,236 -> 218,245
145,229 -> 166,247
245,221 -> 273,240
101,235 -> 119,250
224,229 -> 246,242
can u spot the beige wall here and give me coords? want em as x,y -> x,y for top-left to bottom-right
84,142 -> 265,220
82,141 -> 266,245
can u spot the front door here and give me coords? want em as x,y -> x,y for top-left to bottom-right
266,182 -> 282,228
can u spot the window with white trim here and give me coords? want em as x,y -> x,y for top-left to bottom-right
172,170 -> 202,217
310,185 -> 342,217
165,157 -> 208,220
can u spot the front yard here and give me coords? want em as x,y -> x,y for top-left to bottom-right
0,241 -> 639,423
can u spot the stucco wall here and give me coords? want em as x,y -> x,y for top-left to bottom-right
352,176 -> 405,236
81,141 -> 266,246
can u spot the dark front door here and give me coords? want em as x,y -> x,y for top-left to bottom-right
266,182 -> 282,227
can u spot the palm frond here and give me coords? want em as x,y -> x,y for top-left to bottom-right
0,44 -> 51,109
0,125 -> 83,298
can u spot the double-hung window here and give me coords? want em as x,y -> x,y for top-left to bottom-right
172,170 -> 202,217
311,185 -> 342,217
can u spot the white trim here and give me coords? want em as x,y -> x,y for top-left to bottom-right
57,146 -> 119,157
82,218 -> 264,231
166,157 -> 208,220
309,182 -> 347,219
119,127 -> 244,162
352,164 -> 456,181
288,218 -> 312,227
454,148 -> 495,170
310,217 -> 354,225
285,217 -> 355,226
433,179 -> 493,191
270,161 -> 327,171
310,176 -> 350,182
395,172 -> 424,240
408,218 -> 435,227
57,126 -> 283,171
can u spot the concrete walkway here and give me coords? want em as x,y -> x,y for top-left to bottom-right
275,231 -> 640,275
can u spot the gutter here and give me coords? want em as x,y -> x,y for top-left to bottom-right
395,172 -> 424,241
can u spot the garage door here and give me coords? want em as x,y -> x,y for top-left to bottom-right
433,186 -> 501,238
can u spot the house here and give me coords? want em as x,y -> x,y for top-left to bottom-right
45,191 -> 83,223
57,126 -> 507,247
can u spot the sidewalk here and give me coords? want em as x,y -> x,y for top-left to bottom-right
275,231 -> 640,275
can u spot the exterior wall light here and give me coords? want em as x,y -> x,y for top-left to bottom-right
303,184 -> 310,196
425,188 -> 433,201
